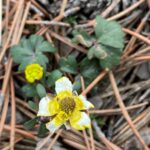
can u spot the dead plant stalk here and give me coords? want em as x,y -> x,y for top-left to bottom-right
108,71 -> 149,150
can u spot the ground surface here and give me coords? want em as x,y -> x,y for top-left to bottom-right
1,0 -> 150,150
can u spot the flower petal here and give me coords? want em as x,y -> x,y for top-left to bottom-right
46,111 -> 68,133
79,95 -> 94,109
37,96 -> 51,116
48,99 -> 59,116
55,77 -> 73,94
74,95 -> 94,111
70,111 -> 91,130
46,120 -> 61,133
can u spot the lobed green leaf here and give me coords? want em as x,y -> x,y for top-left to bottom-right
95,16 -> 124,49
59,55 -> 78,74
47,69 -> 62,87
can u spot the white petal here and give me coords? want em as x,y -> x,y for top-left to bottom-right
46,120 -> 61,133
77,112 -> 91,127
37,96 -> 51,116
79,95 -> 94,109
70,112 -> 91,130
55,77 -> 73,94
64,123 -> 71,130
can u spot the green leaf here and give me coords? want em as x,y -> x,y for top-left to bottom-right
22,84 -> 37,97
80,57 -> 100,79
36,41 -> 56,53
73,75 -> 81,92
10,35 -> 56,70
28,101 -> 38,111
47,70 -> 62,87
34,53 -> 48,69
88,44 -> 122,69
59,55 -> 78,74
38,123 -> 48,138
24,118 -> 37,130
10,45 -> 33,64
72,29 -> 94,47
100,52 -> 120,69
64,16 -> 77,25
36,83 -> 46,98
88,44 -> 109,60
95,16 -> 124,49
20,38 -> 33,51
18,57 -> 33,71
29,35 -> 44,50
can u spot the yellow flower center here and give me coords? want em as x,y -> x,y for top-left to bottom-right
59,97 -> 76,114
25,64 -> 43,83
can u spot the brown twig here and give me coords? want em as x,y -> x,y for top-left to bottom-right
62,129 -> 106,149
124,46 -> 150,62
108,0 -> 145,21
16,103 -> 35,119
0,0 -> 24,63
25,20 -> 70,27
101,0 -> 121,17
16,97 -> 37,113
49,30 -> 87,53
4,125 -> 37,140
45,32 -> 61,63
60,0 -> 68,15
2,136 -> 23,150
1,58 -> 13,109
122,11 -> 150,58
122,28 -> 150,45
36,7 -> 80,35
75,0 -> 145,28
10,77 -> 16,150
113,108 -> 148,140
36,133 -> 54,150
114,108 -> 150,144
48,129 -> 63,150
133,55 -> 150,61
16,1 -> 31,42
89,102 -> 148,115
30,0 -> 49,17
63,139 -> 87,150
82,70 -> 108,96
80,76 -> 95,150
108,71 -> 149,150
5,0 -> 10,30
2,3 -> 17,29
0,88 -> 9,137
92,120 -> 122,150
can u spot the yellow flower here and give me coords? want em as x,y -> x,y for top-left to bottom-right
37,77 -> 94,133
25,64 -> 43,83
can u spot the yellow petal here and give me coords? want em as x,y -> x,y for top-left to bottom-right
79,95 -> 94,109
56,91 -> 72,101
74,97 -> 84,110
46,111 -> 68,133
48,98 -> 59,116
46,120 -> 61,133
25,63 -> 43,83
55,77 -> 73,94
74,95 -> 94,111
70,111 -> 91,130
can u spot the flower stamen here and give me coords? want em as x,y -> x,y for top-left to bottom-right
59,97 -> 76,114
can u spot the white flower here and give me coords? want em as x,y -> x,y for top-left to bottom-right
37,77 -> 94,133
